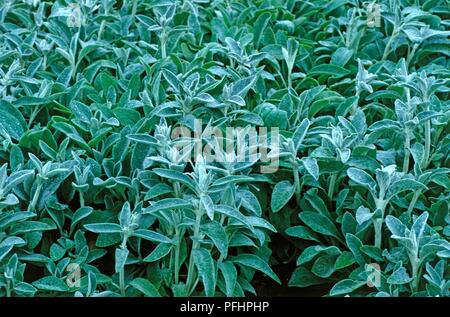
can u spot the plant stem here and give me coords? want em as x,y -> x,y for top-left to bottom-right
42,54 -> 47,70
98,20 -> 105,40
185,208 -> 202,294
374,199 -> 387,248
292,162 -> 301,203
402,134 -> 410,173
407,190 -> 420,216
327,173 -> 337,200
160,29 -> 167,59
131,0 -> 137,21
119,265 -> 126,296
79,192 -> 85,208
173,182 -> 181,198
406,43 -> 419,66
28,107 -> 40,129
374,218 -> 383,249
410,254 -> 420,293
174,229 -> 181,284
6,280 -> 11,297
119,235 -> 129,296
287,68 -> 292,89
423,119 -> 431,169
382,27 -> 398,60
28,182 -> 42,212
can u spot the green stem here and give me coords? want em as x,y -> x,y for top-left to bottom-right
28,107 -> 40,129
374,199 -> 387,248
98,20 -> 105,40
407,190 -> 420,216
173,182 -> 181,198
119,265 -> 126,296
327,173 -> 337,200
406,43 -> 419,66
189,277 -> 200,295
185,208 -> 202,294
410,254 -> 420,293
382,28 -> 398,60
28,183 -> 42,212
287,67 -> 292,89
6,280 -> 11,297
174,229 -> 181,284
119,236 -> 129,296
42,54 -> 47,70
374,218 -> 383,249
423,119 -> 431,169
402,134 -> 410,174
292,162 -> 301,203
79,192 -> 85,208
160,29 -> 167,59
131,0 -> 137,21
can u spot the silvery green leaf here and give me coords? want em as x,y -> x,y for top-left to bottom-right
143,243 -> 172,262
200,194 -> 214,220
311,254 -> 337,278
271,180 -> 295,213
347,167 -> 377,191
302,157 -> 319,180
292,118 -> 310,151
133,229 -> 172,244
0,100 -> 27,140
385,216 -> 408,238
237,189 -> 261,216
115,248 -> 129,273
219,261 -> 237,297
345,234 -> 366,266
130,278 -> 161,297
411,212 -> 429,241
330,279 -> 366,296
202,221 -> 228,258
355,206 -> 373,225
84,223 -> 122,234
214,205 -> 253,232
387,179 -> 427,198
71,207 -> 93,231
143,198 -> 191,214
296,245 -> 340,265
5,169 -> 34,191
0,193 -> 19,206
10,221 -> 56,235
193,248 -> 216,296
32,276 -> 69,292
285,226 -> 320,243
0,245 -> 13,262
387,266 -> 413,285
153,169 -> 197,192
299,212 -> 342,240
231,253 -> 280,284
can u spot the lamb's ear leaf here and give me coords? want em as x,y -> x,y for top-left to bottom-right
0,100 -> 27,140
231,253 -> 281,285
347,168 -> 376,190
293,118 -> 310,151
130,278 -> 161,297
193,248 -> 216,297
271,181 -> 295,212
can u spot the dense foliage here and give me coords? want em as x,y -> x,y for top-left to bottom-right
0,0 -> 449,297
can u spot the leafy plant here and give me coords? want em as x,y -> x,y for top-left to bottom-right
0,0 -> 448,298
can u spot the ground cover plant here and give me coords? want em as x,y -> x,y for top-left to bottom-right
0,0 -> 449,297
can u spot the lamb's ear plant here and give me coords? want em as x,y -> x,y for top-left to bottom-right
0,0 -> 448,298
